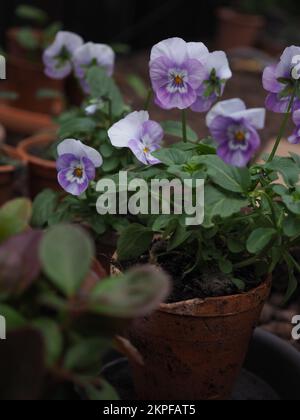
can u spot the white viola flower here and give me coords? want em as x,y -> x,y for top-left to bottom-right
43,31 -> 84,79
108,111 -> 164,165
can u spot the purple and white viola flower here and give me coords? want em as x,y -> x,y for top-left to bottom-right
108,111 -> 163,165
288,109 -> 300,144
43,31 -> 84,79
73,42 -> 115,93
57,139 -> 103,196
149,37 -> 207,110
263,46 -> 300,113
191,51 -> 232,113
206,99 -> 266,168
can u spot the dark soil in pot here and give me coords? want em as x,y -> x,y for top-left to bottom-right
17,133 -> 59,199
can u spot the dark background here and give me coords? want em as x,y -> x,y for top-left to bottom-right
0,0 -> 225,50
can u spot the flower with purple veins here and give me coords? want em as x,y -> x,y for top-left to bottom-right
57,139 -> 103,196
206,99 -> 266,168
43,31 -> 84,79
191,51 -> 232,113
149,38 -> 207,110
288,110 -> 300,144
108,111 -> 163,165
263,46 -> 300,113
73,42 -> 115,93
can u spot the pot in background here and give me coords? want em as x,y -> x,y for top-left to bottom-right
216,7 -> 265,51
17,133 -> 59,198
128,277 -> 271,400
0,144 -> 24,205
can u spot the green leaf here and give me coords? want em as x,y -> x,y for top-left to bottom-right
31,190 -> 59,228
101,157 -> 120,173
32,319 -> 63,367
232,278 -> 246,291
151,215 -> 177,232
40,224 -> 95,297
152,148 -> 188,166
86,66 -> 125,116
117,224 -> 153,261
265,157 -> 300,187
16,5 -> 48,24
193,155 -> 251,193
36,89 -> 62,99
246,228 -> 277,254
84,381 -> 119,401
64,338 -> 111,373
58,118 -> 97,139
219,258 -> 233,274
283,215 -> 300,237
89,265 -> 170,318
228,238 -> 244,253
168,224 -> 193,251
0,199 -> 32,243
160,121 -> 198,142
0,305 -> 26,331
16,28 -> 39,50
100,143 -> 114,158
127,74 -> 148,99
284,255 -> 298,303
204,185 -> 248,226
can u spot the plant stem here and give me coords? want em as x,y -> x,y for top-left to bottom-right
144,89 -> 153,110
107,98 -> 113,126
182,109 -> 187,143
267,90 -> 296,163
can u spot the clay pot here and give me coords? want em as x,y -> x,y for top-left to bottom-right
216,8 -> 265,51
0,144 -> 23,205
128,278 -> 271,400
17,133 -> 59,198
7,55 -> 64,115
6,28 -> 42,60
0,103 -> 55,136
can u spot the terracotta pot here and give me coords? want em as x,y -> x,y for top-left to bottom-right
0,103 -> 55,136
128,277 -> 271,400
0,144 -> 24,205
7,55 -> 64,115
17,133 -> 59,198
6,28 -> 43,60
216,7 -> 265,51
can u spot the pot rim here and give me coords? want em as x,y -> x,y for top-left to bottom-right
111,256 -> 272,318
0,144 -> 22,173
158,276 -> 272,317
17,133 -> 56,169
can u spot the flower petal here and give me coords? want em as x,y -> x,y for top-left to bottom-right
73,42 -> 115,78
108,111 -> 149,148
56,154 -> 78,171
207,51 -> 232,80
206,98 -> 246,128
186,42 -> 209,63
58,169 -> 89,196
150,37 -> 188,66
231,108 -> 266,130
142,120 -> 164,146
262,64 -> 282,93
57,139 -> 103,167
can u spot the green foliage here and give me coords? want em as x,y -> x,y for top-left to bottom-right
16,5 -> 48,25
0,199 -> 32,243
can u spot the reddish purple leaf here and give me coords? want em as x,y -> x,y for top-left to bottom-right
0,230 -> 43,295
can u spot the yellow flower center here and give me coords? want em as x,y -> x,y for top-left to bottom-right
234,131 -> 245,142
143,147 -> 150,154
174,75 -> 184,86
73,167 -> 83,178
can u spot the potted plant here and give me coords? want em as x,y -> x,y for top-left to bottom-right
0,198 -> 170,400
4,4 -> 65,116
18,31 -> 137,198
216,0 -> 267,50
39,38 -> 300,399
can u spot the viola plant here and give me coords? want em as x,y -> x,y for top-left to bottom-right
35,40 -> 300,301
0,199 -> 170,400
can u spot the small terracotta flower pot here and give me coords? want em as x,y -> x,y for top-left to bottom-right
17,133 -> 59,198
6,28 -> 42,60
216,7 -> 265,51
7,55 -> 64,115
0,144 -> 24,205
128,277 -> 271,400
0,103 -> 55,136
